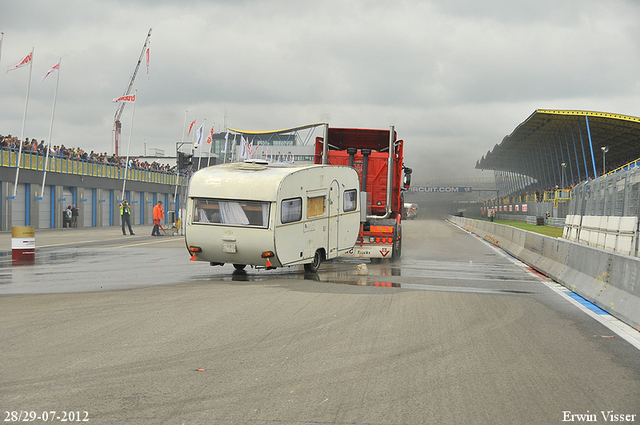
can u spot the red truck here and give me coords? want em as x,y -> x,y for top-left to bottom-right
314,126 -> 412,260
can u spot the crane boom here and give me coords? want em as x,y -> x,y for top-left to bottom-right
113,28 -> 152,155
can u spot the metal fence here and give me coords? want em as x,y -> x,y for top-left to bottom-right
569,166 -> 640,217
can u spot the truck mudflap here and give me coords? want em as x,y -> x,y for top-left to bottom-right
341,244 -> 393,259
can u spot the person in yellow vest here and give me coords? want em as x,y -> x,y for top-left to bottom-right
120,199 -> 135,235
152,200 -> 164,236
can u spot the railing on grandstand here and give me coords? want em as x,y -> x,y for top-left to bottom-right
543,191 -> 555,202
605,158 -> 640,177
553,189 -> 571,208
0,148 -> 182,185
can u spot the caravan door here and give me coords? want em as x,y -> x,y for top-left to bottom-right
327,180 -> 340,259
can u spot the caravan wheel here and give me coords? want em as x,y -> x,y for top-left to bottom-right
233,264 -> 246,271
304,250 -> 323,273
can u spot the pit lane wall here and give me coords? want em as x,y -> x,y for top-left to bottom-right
448,216 -> 640,331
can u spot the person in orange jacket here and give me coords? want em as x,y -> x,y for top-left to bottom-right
152,200 -> 164,236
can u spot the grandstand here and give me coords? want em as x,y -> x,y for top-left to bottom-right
474,109 -> 640,257
0,144 -> 181,231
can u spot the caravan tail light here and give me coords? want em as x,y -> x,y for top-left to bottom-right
188,246 -> 202,253
261,251 -> 275,258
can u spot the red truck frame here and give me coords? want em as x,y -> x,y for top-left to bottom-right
314,126 -> 412,260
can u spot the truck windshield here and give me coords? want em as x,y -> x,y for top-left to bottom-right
192,198 -> 270,228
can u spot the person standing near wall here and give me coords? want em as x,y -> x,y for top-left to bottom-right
71,204 -> 79,228
120,199 -> 135,235
152,200 -> 164,236
64,206 -> 72,228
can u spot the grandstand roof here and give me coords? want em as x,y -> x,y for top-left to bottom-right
476,110 -> 640,190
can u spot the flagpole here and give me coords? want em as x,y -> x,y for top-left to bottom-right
197,119 -> 205,170
232,133 -> 237,163
223,131 -> 228,164
175,110 -> 188,214
121,90 -> 136,200
189,115 -> 197,166
207,124 -> 213,167
40,58 -> 61,198
13,48 -> 34,198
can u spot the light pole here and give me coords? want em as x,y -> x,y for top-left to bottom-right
601,146 -> 609,176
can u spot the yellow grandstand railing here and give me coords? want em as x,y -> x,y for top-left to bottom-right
542,191 -> 556,202
605,157 -> 640,177
0,148 -> 180,186
553,189 -> 571,208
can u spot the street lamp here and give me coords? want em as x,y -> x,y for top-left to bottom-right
601,146 -> 609,175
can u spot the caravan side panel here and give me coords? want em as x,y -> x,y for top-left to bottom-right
274,166 -> 360,266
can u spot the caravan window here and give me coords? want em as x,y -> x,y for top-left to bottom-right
193,198 -> 270,228
343,189 -> 357,212
281,198 -> 302,223
307,196 -> 326,218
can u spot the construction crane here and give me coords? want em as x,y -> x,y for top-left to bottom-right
113,28 -> 152,156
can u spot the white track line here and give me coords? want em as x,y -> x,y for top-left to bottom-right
451,220 -> 640,351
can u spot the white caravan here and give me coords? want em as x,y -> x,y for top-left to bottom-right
185,160 -> 361,272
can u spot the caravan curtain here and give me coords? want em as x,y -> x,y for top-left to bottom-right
219,201 -> 250,225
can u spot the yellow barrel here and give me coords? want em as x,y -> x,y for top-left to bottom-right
11,226 -> 35,260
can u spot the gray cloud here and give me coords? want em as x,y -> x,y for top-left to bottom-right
1,0 -> 640,181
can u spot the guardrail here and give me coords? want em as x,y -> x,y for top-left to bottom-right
1,148 -> 180,185
448,215 -> 640,332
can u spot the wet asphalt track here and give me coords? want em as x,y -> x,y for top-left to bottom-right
0,220 -> 639,424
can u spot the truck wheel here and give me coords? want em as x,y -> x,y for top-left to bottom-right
233,264 -> 246,271
304,250 -> 323,273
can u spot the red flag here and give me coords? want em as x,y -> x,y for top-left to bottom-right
7,50 -> 33,73
146,47 -> 150,76
206,126 -> 213,144
41,62 -> 60,81
113,94 -> 136,103
187,119 -> 196,136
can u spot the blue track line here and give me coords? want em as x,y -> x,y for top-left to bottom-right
565,292 -> 610,315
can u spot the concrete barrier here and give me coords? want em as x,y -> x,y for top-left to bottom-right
448,216 -> 640,331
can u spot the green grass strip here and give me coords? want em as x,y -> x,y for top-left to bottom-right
476,218 -> 564,238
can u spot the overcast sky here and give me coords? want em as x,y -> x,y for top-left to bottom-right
2,0 -> 640,182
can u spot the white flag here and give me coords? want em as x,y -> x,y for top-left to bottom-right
113,94 -> 136,103
222,131 -> 228,153
145,47 -> 150,76
240,136 -> 247,159
7,50 -> 33,73
41,62 -> 59,81
195,123 -> 204,148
